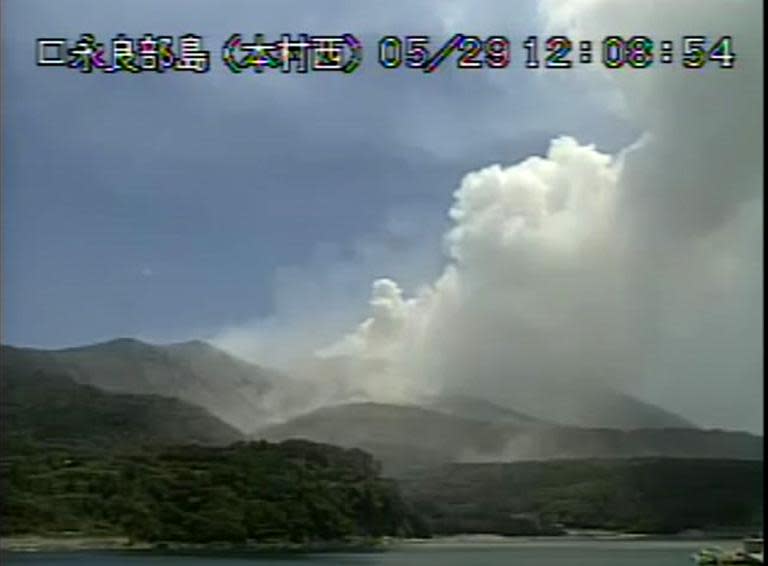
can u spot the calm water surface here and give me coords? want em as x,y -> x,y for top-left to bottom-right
2,540 -> 726,566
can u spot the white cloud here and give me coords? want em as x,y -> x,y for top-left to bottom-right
311,0 -> 762,431
214,0 -> 761,433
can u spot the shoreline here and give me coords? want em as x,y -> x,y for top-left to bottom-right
0,535 -> 386,555
1,532 -> 754,554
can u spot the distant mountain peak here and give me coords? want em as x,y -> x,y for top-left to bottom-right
169,339 -> 211,349
1,367 -> 244,447
163,339 -> 230,356
423,393 -> 546,426
58,337 -> 154,353
2,337 -> 283,434
104,337 -> 144,346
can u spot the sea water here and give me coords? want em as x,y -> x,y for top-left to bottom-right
2,539 -> 731,565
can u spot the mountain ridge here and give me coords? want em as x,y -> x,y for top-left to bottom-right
257,401 -> 762,475
1,368 -> 244,449
1,339 -> 288,433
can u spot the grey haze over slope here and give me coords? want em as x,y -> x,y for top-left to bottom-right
258,401 -> 761,475
1,339 -> 298,433
459,382 -> 697,430
2,368 -> 244,448
294,354 -> 697,430
2,338 -> 698,435
423,391 -> 693,430
3,337 -> 760,472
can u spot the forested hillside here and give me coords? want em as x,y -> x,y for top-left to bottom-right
1,440 -> 428,543
401,459 -> 764,535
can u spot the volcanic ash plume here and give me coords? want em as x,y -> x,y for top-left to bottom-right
320,0 -> 763,429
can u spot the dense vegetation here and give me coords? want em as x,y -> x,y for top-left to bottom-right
1,370 -> 244,449
0,370 -> 428,544
1,439 -> 429,543
1,340 -> 285,434
401,459 -> 764,535
1,350 -> 762,543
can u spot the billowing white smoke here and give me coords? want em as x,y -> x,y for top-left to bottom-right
321,138 -> 632,401
314,0 -> 763,430
215,0 -> 762,432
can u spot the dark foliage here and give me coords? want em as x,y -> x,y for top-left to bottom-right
1,370 -> 244,449
0,439 -> 429,543
401,458 -> 764,535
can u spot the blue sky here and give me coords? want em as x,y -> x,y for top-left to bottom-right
2,0 -> 762,431
2,0 -> 632,348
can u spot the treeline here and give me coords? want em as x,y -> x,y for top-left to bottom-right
1,368 -> 762,541
401,458 -> 764,535
1,369 -> 244,449
1,439 -> 429,543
